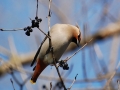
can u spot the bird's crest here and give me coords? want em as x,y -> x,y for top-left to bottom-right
75,23 -> 80,30
75,23 -> 81,36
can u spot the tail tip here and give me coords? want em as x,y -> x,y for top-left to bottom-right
30,79 -> 36,84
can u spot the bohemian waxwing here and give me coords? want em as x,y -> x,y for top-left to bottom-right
30,24 -> 81,83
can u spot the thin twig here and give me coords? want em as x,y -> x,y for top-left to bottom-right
47,0 -> 66,89
36,0 -> 38,18
104,61 -> 120,89
11,70 -> 32,90
10,78 -> 16,90
117,80 -> 120,90
31,0 -> 50,67
90,45 -> 102,76
21,75 -> 32,90
50,82 -> 52,90
11,72 -> 21,86
8,36 -> 34,90
82,24 -> 87,79
14,67 -> 115,83
52,53 -> 67,90
0,28 -> 24,31
66,38 -> 93,62
68,74 -> 78,90
57,38 -> 93,68
37,27 -> 50,38
94,44 -> 108,74
49,36 -> 66,89
109,35 -> 120,72
48,0 -> 52,31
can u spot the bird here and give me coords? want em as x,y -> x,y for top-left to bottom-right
30,24 -> 81,84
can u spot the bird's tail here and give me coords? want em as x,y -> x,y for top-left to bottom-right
30,59 -> 47,84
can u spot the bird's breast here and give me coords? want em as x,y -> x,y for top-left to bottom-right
38,32 -> 70,65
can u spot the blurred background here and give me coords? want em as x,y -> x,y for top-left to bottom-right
0,0 -> 120,90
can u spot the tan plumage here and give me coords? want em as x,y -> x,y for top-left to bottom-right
31,24 -> 81,83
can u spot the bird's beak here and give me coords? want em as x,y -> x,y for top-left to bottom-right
77,38 -> 80,47
76,34 -> 81,47
72,34 -> 81,47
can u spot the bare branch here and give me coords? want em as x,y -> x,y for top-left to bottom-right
10,78 -> 16,90
0,28 -> 24,31
37,27 -> 50,38
109,35 -> 120,71
48,0 -> 52,31
104,61 -> 120,89
117,80 -> 120,90
0,52 -> 35,77
94,44 -> 108,74
68,74 -> 78,90
47,0 -> 67,89
36,0 -> 38,18
50,82 -> 52,90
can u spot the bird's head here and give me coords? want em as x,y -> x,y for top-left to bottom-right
72,24 -> 81,47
